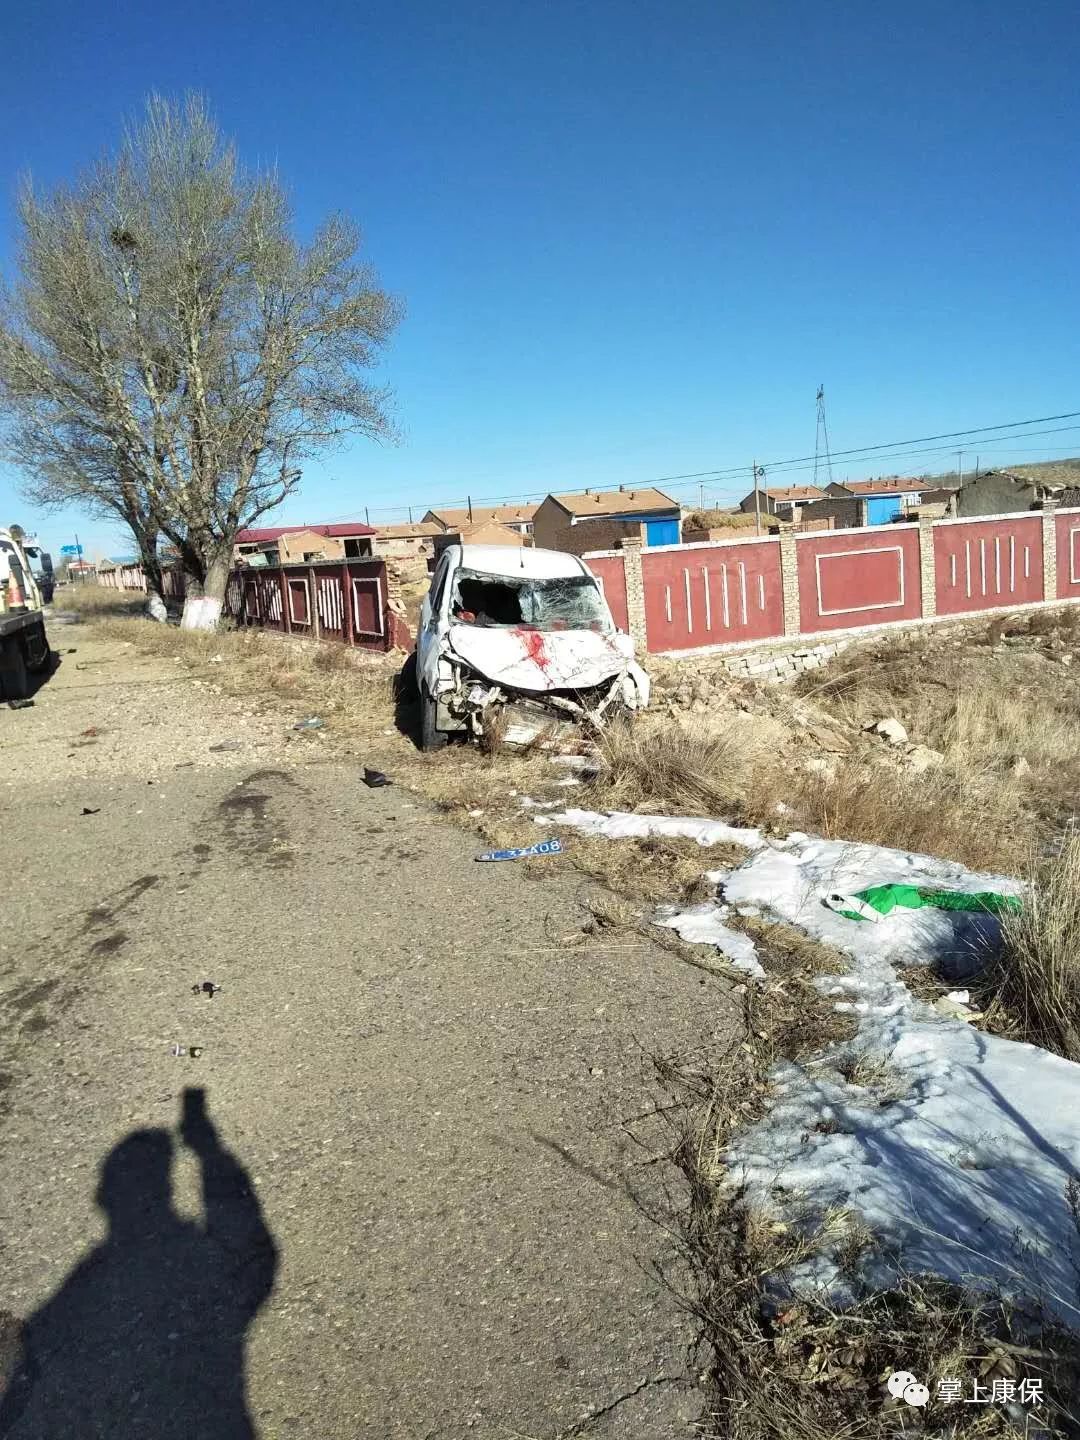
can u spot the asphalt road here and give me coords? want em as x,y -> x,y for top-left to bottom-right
0,624 -> 733,1439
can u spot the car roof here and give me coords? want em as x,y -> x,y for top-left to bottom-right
456,544 -> 588,580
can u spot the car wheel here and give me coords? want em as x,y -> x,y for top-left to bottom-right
420,688 -> 448,751
25,620 -> 51,674
0,637 -> 29,701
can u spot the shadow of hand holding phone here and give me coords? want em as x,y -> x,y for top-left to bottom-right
0,1088 -> 278,1439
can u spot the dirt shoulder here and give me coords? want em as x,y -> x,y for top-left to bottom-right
0,618 -> 740,1439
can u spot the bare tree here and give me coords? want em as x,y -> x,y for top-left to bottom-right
0,96 -> 399,626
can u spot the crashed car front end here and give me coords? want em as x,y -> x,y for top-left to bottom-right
432,624 -> 651,747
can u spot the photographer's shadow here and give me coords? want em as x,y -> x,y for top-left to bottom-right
0,1089 -> 278,1439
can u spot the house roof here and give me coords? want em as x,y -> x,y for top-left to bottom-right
374,521 -> 442,539
832,477 -> 926,496
761,486 -> 827,503
547,487 -> 678,517
996,463 -> 1080,489
235,522 -> 375,543
423,504 -> 540,528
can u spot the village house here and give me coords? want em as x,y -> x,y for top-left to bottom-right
531,486 -> 681,553
233,522 -> 375,565
422,503 -> 538,537
737,485 -> 826,521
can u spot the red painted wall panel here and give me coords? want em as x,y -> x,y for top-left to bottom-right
583,554 -> 630,634
1055,512 -> 1080,599
797,528 -> 922,633
935,516 -> 1043,614
640,540 -> 784,652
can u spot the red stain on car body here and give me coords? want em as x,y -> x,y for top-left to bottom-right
517,627 -> 552,674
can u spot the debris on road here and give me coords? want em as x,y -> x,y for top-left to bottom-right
169,1043 -> 204,1058
209,739 -> 243,752
476,837 -> 564,862
191,981 -> 221,999
80,806 -> 100,816
293,716 -> 325,731
362,767 -> 392,788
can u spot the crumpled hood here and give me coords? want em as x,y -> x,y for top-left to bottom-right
447,624 -> 635,692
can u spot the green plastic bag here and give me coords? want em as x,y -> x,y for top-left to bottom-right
825,883 -> 1022,924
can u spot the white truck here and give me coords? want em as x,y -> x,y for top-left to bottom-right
0,529 -> 52,701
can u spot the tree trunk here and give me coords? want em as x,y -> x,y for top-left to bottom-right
131,525 -> 168,623
181,552 -> 232,631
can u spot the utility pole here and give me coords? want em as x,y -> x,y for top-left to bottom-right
752,462 -> 764,537
957,450 -> 964,488
467,494 -> 473,523
364,506 -> 370,526
699,481 -> 705,512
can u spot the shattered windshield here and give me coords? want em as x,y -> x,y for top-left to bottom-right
451,570 -> 612,632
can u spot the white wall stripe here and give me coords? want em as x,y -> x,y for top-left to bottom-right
664,585 -> 672,623
979,538 -> 987,596
994,537 -> 1001,594
702,567 -> 712,630
684,569 -> 693,632
1071,526 -> 1080,585
965,541 -> 972,598
950,554 -> 957,588
757,574 -> 765,611
738,563 -> 748,625
1024,546 -> 1031,579
1009,536 -> 1016,593
721,566 -> 730,627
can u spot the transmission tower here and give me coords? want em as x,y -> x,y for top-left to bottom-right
813,385 -> 834,489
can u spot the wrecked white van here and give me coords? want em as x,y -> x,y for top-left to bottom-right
414,544 -> 650,751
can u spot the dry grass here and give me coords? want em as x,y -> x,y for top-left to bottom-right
782,764 -> 1029,873
51,584 -> 146,617
978,833 -> 1080,1062
594,717 -> 760,819
657,1044 -> 1080,1439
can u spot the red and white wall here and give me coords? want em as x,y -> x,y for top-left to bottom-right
584,505 -> 1079,657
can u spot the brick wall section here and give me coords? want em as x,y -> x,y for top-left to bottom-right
539,515 -> 647,556
620,537 -> 648,652
1042,500 -> 1058,599
803,496 -> 866,529
777,524 -> 801,636
917,514 -> 937,618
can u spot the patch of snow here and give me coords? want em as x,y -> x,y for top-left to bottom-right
722,833 -> 1018,982
534,807 -> 765,851
655,903 -> 764,977
722,833 -> 1080,1322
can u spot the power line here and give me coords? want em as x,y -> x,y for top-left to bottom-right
322,407 -> 1080,521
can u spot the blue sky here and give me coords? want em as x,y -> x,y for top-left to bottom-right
1,0 -> 1077,558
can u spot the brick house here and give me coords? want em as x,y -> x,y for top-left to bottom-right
532,487 -> 681,552
737,485 -> 826,521
371,521 -> 442,560
423,503 -> 539,538
233,522 -> 375,565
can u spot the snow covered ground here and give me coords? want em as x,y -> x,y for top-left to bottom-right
535,805 -> 1080,1324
